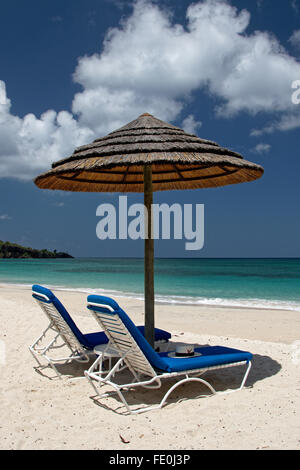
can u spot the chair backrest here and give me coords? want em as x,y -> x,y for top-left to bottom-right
32,284 -> 89,351
87,295 -> 167,377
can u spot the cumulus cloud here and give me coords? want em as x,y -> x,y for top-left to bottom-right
72,0 -> 300,132
1,0 -> 300,179
0,81 -> 94,179
74,0 -> 300,122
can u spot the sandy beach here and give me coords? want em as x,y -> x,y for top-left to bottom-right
0,284 -> 299,450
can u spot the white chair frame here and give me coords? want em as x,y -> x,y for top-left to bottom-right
85,302 -> 252,414
29,291 -> 95,378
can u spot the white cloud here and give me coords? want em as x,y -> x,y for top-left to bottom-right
252,143 -> 271,154
181,114 -> 202,134
0,214 -> 12,220
72,0 -> 300,131
250,127 -> 268,137
251,111 -> 300,136
0,81 -> 94,179
289,30 -> 300,49
1,0 -> 300,179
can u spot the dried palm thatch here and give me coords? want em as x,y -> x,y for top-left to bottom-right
34,113 -> 264,192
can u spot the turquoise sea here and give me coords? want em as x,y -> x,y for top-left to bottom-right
1,258 -> 300,311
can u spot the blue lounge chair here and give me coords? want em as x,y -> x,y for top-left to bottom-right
85,295 -> 253,414
29,285 -> 171,378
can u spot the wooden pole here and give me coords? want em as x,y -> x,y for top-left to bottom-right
144,164 -> 155,347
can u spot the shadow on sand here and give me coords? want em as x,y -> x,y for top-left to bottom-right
31,351 -> 281,413
88,353 -> 282,414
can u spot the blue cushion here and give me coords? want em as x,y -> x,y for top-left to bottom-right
83,331 -> 110,348
32,286 -> 171,351
158,346 -> 252,373
87,294 -> 252,374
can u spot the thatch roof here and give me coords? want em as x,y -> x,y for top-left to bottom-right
34,113 -> 264,192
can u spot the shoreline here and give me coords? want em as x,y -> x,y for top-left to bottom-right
1,281 -> 300,313
1,283 -> 300,344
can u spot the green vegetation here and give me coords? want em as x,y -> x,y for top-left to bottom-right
0,241 -> 73,259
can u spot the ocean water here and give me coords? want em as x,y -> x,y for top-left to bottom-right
0,258 -> 300,311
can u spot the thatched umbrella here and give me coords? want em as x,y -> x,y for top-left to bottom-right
34,113 -> 264,346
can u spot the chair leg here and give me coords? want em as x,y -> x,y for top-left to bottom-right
115,376 -> 217,415
239,361 -> 252,390
216,361 -> 252,395
159,376 -> 217,410
29,346 -> 44,368
46,356 -> 63,379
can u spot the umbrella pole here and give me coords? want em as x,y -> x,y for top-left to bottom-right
144,164 -> 155,347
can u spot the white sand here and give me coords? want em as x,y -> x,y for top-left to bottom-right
0,284 -> 299,450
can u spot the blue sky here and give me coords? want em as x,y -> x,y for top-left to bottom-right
0,0 -> 300,258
